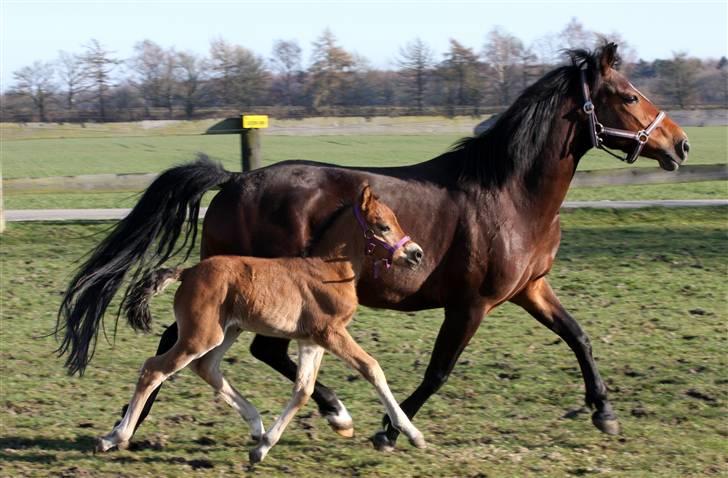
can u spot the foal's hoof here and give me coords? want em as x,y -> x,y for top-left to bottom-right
329,423 -> 355,438
408,433 -> 427,449
323,405 -> 355,438
592,412 -> 621,435
248,447 -> 266,465
371,431 -> 396,452
94,436 -> 117,453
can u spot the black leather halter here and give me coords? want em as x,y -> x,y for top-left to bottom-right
580,67 -> 665,164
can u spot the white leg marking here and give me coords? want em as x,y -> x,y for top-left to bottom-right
192,329 -> 265,439
250,343 -> 324,464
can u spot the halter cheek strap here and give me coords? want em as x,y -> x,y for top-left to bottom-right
580,67 -> 665,164
353,203 -> 411,279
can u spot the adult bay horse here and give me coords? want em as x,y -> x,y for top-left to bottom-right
57,43 -> 690,449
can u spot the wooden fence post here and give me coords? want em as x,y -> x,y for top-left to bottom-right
241,129 -> 262,172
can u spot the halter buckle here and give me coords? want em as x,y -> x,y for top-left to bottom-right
637,131 -> 649,144
583,101 -> 594,114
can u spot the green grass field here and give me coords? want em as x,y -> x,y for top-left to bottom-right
2,120 -> 726,209
1,208 -> 726,477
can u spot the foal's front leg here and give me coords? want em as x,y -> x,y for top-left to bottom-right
320,327 -> 426,450
249,342 -> 325,464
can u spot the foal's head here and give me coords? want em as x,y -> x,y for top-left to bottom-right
357,185 -> 424,270
582,43 -> 690,170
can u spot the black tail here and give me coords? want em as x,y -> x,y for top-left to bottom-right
124,267 -> 182,333
56,155 -> 232,375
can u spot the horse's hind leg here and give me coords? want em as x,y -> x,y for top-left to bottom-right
512,277 -> 620,435
190,327 -> 264,440
249,342 -> 324,464
319,327 -> 426,450
96,335 -> 222,452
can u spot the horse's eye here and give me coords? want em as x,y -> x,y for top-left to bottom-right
378,224 -> 391,232
624,95 -> 639,104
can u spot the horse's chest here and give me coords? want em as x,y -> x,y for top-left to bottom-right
472,220 -> 561,303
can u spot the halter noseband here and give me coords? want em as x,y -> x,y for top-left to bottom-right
353,203 -> 411,278
580,66 -> 665,164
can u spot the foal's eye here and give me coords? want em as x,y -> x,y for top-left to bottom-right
623,95 -> 639,104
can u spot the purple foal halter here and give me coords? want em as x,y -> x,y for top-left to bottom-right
580,67 -> 665,164
353,203 -> 411,278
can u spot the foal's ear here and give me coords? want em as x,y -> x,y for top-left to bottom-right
359,184 -> 374,212
599,42 -> 619,74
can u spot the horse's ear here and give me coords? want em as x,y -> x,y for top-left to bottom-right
600,42 -> 618,74
360,184 -> 373,212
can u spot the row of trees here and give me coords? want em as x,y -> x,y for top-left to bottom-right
4,19 -> 727,122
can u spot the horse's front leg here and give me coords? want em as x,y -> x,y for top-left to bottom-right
511,277 -> 620,435
373,302 -> 486,450
249,334 -> 354,437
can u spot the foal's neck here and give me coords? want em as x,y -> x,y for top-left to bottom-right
311,206 -> 366,282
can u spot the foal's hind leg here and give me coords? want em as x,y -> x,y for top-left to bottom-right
96,338 -> 221,452
191,328 -> 264,440
318,327 -> 426,450
249,342 -> 325,464
512,277 -> 620,435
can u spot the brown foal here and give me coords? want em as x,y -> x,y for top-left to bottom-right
95,185 -> 426,463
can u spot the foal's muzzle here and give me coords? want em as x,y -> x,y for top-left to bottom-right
405,245 -> 424,269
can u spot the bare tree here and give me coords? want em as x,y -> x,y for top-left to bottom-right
559,17 -> 594,50
81,39 -> 121,121
209,38 -> 267,107
12,61 -> 56,121
439,39 -> 482,115
308,29 -> 355,109
396,38 -> 434,113
483,27 -> 524,105
270,39 -> 303,106
129,40 -> 178,117
56,51 -> 87,115
655,52 -> 700,108
718,56 -> 728,107
175,51 -> 207,118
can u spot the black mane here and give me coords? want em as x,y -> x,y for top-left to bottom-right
452,47 -> 607,188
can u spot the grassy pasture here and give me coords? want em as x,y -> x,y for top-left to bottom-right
1,120 -> 726,209
1,207 -> 726,477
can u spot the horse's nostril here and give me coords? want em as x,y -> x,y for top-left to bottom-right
681,140 -> 690,155
415,250 -> 423,260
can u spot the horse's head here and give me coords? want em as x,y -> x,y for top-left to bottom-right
581,42 -> 690,171
356,184 -> 424,270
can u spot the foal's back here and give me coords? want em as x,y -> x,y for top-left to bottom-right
174,255 -> 357,341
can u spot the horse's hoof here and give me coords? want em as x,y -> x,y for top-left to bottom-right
94,436 -> 116,453
408,433 -> 427,449
592,413 -> 621,435
249,447 -> 266,465
323,405 -> 354,438
329,423 -> 355,438
117,440 -> 130,451
371,431 -> 395,452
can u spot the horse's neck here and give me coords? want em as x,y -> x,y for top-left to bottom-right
515,99 -> 589,220
311,207 -> 365,282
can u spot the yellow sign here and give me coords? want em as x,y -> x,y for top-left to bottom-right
242,115 -> 269,129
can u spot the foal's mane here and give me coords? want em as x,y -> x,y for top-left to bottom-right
452,47 -> 610,188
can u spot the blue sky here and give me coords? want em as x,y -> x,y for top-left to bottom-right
2,0 -> 726,90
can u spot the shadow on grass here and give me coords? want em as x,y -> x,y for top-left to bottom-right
559,226 -> 726,261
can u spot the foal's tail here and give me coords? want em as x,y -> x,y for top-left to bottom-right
124,267 -> 183,333
56,155 -> 233,376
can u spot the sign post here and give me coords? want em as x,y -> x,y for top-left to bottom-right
205,115 -> 269,172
